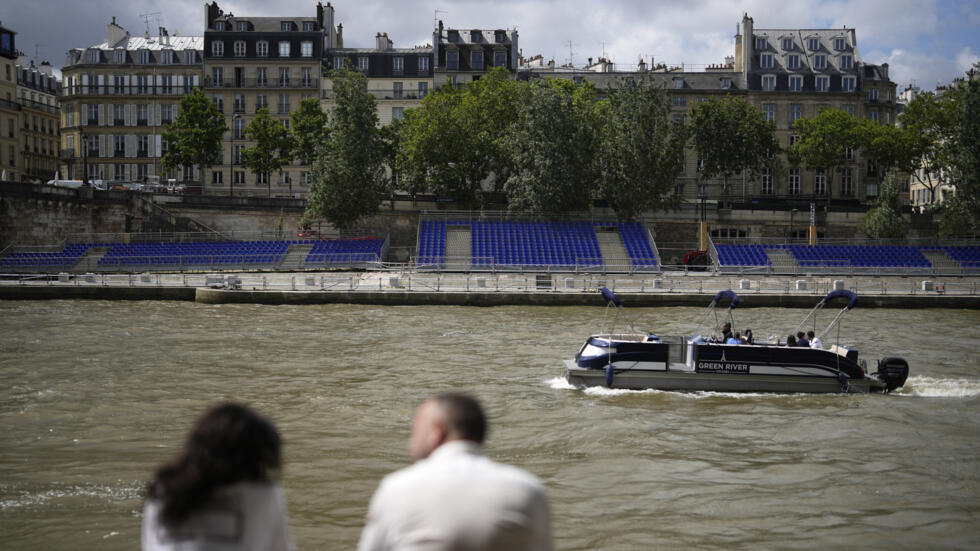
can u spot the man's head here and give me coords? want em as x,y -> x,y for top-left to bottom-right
807,330 -> 815,339
722,322 -> 731,331
797,331 -> 806,339
408,393 -> 487,462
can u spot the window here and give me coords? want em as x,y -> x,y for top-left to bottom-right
301,67 -> 312,87
808,38 -> 819,51
815,75 -> 829,92
761,74 -> 776,91
114,49 -> 125,64
87,104 -> 98,125
673,78 -> 684,89
281,22 -> 293,32
161,50 -> 173,64
233,117 -> 245,139
842,104 -> 855,116
842,76 -> 855,92
393,82 -> 403,99
212,41 -> 224,57
234,93 -> 245,113
278,41 -> 290,57
301,41 -> 313,57
789,168 -> 800,194
113,104 -> 124,124
418,56 -> 429,73
278,93 -> 289,113
867,159 -> 878,177
418,82 -> 428,98
787,55 -> 800,70
868,110 -> 878,122
256,94 -> 268,111
471,51 -> 483,70
256,172 -> 268,185
841,168 -> 853,196
303,21 -> 315,32
814,54 -> 827,70
790,104 -> 802,126
760,53 -> 773,69
234,40 -> 246,57
493,51 -> 507,67
834,37 -> 846,51
257,41 -> 268,57
114,135 -> 125,156
358,56 -> 369,71
139,50 -> 150,64
868,88 -> 879,101
673,114 -> 685,124
447,51 -> 459,70
392,107 -> 404,121
789,134 -> 800,147
393,56 -> 404,74
280,172 -> 291,186
840,55 -> 853,70
761,167 -> 772,194
161,104 -> 174,124
137,135 -> 149,157
333,56 -> 346,70
185,50 -> 196,64
136,74 -> 151,94
212,94 -> 223,112
214,21 -> 227,31
755,37 -> 767,50
212,67 -> 223,86
815,169 -> 826,195
212,171 -> 223,184
257,67 -> 268,87
234,170 -> 245,184
279,67 -> 289,87
671,96 -> 686,107
762,102 -> 775,122
87,135 -> 98,156
88,49 -> 100,63
782,38 -> 794,50
721,78 -> 732,89
113,75 -> 126,94
844,147 -> 854,161
237,21 -> 249,32
867,182 -> 878,197
789,75 -> 803,91
697,96 -> 709,103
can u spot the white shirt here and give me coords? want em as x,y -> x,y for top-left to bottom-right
810,336 -> 824,349
358,440 -> 554,551
142,481 -> 293,551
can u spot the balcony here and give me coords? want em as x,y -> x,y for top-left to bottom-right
63,85 -> 199,97
205,78 -> 316,90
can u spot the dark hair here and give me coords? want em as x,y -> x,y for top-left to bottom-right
432,393 -> 487,444
797,331 -> 806,339
807,330 -> 815,338
147,403 -> 281,529
787,334 -> 797,346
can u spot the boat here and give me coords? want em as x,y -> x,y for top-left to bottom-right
563,288 -> 910,394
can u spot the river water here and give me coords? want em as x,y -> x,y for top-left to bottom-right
1,300 -> 978,550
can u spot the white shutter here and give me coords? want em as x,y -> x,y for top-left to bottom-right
154,104 -> 162,126
81,74 -> 89,94
98,104 -> 105,126
155,135 -> 162,157
125,135 -> 136,158
98,135 -> 106,158
126,104 -> 136,126
80,103 -> 87,126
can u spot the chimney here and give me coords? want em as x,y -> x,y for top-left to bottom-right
39,61 -> 53,76
321,2 -> 336,48
638,58 -> 647,72
881,62 -> 889,80
336,23 -> 343,48
107,16 -> 128,47
740,13 -> 753,78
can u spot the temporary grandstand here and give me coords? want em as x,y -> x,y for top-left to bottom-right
0,232 -> 389,273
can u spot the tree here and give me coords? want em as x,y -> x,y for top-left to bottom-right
396,67 -> 520,207
162,89 -> 227,194
290,97 -> 329,165
595,77 -> 687,220
896,91 -> 957,205
787,108 -> 861,203
858,169 -> 908,238
502,79 -> 599,213
945,64 -> 980,224
688,96 -> 780,196
241,108 -> 293,196
307,67 -> 387,231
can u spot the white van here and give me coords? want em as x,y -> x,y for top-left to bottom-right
47,179 -> 85,189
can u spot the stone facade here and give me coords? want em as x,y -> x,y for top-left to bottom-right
0,24 -> 19,182
16,56 -> 61,182
433,22 -> 518,88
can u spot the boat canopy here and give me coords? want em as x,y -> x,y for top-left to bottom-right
712,289 -> 740,308
601,287 -> 621,307
823,289 -> 858,310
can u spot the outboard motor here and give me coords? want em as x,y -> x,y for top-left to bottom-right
877,357 -> 910,393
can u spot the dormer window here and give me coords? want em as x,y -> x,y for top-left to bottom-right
215,21 -> 226,31
185,50 -> 196,64
448,30 -> 460,41
807,38 -> 820,51
789,75 -> 803,91
761,74 -> 776,91
834,37 -> 846,51
760,53 -> 774,69
88,49 -> 100,63
814,54 -> 827,70
237,21 -> 250,32
471,51 -> 483,70
139,49 -> 150,64
840,54 -> 853,70
721,77 -> 732,89
281,21 -> 293,32
495,31 -> 506,43
781,38 -> 794,50
471,30 -> 482,42
787,54 -> 800,70
212,40 -> 224,57
754,36 -> 767,50
303,22 -> 315,32
161,49 -> 173,64
114,49 -> 126,64
673,78 -> 684,89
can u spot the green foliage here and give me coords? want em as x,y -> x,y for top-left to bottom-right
290,97 -> 329,164
856,120 -> 920,174
502,80 -> 598,213
857,169 -> 908,238
307,67 -> 387,230
688,96 -> 779,192
161,89 -> 227,193
396,67 -> 520,207
595,77 -> 688,220
787,108 -> 861,199
947,67 -> 980,216
241,108 -> 293,191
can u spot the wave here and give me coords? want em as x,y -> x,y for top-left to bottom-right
898,375 -> 980,398
0,481 -> 142,511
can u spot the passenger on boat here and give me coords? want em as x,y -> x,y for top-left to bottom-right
727,332 -> 741,345
721,322 -> 733,341
786,334 -> 797,347
796,331 -> 810,347
743,329 -> 754,345
808,330 -> 823,349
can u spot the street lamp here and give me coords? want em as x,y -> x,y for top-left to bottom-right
698,183 -> 709,251
789,208 -> 799,241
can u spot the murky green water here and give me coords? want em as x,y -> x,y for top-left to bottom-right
1,301 -> 978,549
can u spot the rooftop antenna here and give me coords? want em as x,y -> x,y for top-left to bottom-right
33,43 -> 45,65
139,11 -> 161,37
600,41 -> 608,59
566,40 -> 575,66
433,9 -> 447,31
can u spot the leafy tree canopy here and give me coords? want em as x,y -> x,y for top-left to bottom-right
858,169 -> 908,238
161,89 -> 227,193
290,97 -> 329,164
241,107 -> 293,190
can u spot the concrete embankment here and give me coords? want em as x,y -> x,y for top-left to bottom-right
0,285 -> 196,301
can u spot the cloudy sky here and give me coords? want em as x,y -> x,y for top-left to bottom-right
6,0 -> 978,91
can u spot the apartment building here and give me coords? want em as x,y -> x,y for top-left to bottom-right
322,31 -> 433,126
433,21 -> 518,88
16,57 -> 60,182
0,24 -> 19,182
60,18 -> 202,185
203,1 -> 336,197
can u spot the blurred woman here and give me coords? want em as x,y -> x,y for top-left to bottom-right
142,403 -> 293,550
